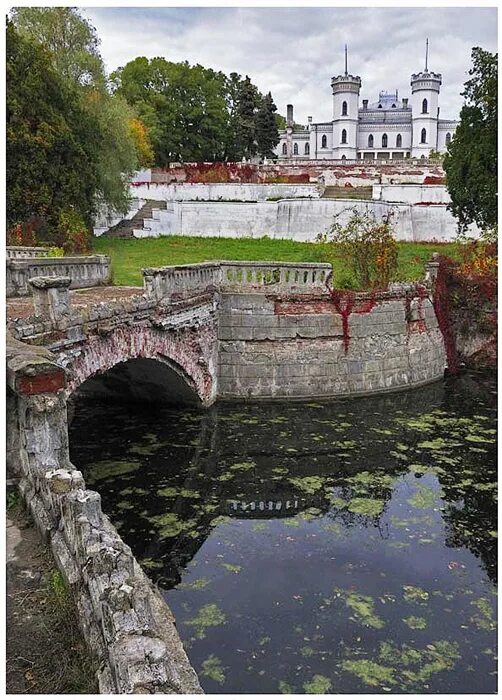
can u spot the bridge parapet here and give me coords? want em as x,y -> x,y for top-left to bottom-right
219,260 -> 331,294
142,260 -> 333,302
143,262 -> 220,303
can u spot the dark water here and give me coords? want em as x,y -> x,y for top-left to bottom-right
69,372 -> 497,694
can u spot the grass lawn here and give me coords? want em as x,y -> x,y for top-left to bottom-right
93,234 -> 460,288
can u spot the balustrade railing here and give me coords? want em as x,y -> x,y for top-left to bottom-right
142,260 -> 332,301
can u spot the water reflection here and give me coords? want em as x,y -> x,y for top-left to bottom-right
70,372 -> 497,694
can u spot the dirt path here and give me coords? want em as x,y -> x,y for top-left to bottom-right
6,494 -> 98,694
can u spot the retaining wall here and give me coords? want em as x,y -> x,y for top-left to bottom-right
217,283 -> 446,399
130,182 -> 320,202
133,198 -> 477,242
7,255 -> 111,297
373,183 -> 450,204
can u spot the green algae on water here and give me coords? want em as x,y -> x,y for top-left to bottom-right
186,603 -> 226,639
200,655 -> 226,684
303,674 -> 332,694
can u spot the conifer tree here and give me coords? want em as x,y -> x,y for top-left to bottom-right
256,92 -> 280,159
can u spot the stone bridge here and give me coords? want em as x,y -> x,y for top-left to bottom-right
6,258 -> 445,693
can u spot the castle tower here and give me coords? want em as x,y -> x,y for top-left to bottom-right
331,46 -> 361,159
411,39 -> 442,158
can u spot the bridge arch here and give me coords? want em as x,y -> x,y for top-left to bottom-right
61,324 -> 217,405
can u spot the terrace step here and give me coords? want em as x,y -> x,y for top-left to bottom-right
105,200 -> 167,238
322,185 -> 373,200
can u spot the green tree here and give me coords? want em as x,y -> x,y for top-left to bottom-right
11,7 -> 141,215
6,21 -> 99,230
235,75 -> 260,159
10,6 -> 105,87
256,92 -> 279,159
443,47 -> 497,235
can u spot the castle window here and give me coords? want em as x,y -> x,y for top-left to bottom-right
321,134 -> 327,148
342,101 -> 348,116
341,129 -> 347,144
282,143 -> 287,155
341,155 -> 346,161
382,133 -> 388,148
293,142 -> 298,155
421,128 -> 427,144
368,134 -> 374,148
445,132 -> 451,145
422,98 -> 428,113
392,103 -> 396,108
305,142 -> 310,155
378,104 -> 382,109
396,133 -> 402,147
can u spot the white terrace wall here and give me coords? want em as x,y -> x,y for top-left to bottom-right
133,198 -> 478,242
374,184 -> 450,204
129,182 -> 320,202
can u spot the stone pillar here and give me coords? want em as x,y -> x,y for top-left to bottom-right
29,276 -> 72,326
425,252 -> 440,284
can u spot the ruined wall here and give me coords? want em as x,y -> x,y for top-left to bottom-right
218,287 -> 446,399
374,183 -> 450,204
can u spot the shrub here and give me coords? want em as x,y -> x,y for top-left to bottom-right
55,209 -> 91,254
319,207 -> 398,290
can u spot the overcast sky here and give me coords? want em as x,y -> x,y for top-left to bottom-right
83,6 -> 497,124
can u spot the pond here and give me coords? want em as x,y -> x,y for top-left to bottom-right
69,371 -> 497,694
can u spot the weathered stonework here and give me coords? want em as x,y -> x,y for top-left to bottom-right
6,260 -> 448,694
7,255 -> 111,297
7,334 -> 203,694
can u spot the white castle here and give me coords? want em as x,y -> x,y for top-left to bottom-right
276,42 -> 458,161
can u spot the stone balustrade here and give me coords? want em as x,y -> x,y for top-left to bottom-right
142,261 -> 332,302
143,262 -> 221,303
6,246 -> 51,259
7,255 -> 111,297
219,260 -> 331,294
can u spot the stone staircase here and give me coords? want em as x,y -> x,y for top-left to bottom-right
321,185 -> 373,200
105,200 -> 167,238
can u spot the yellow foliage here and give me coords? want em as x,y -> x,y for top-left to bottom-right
128,117 -> 154,168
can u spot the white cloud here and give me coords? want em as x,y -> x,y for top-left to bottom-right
83,6 -> 497,123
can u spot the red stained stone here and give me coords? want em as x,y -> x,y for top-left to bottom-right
17,371 -> 66,395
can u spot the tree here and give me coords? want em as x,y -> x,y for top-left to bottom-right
235,76 -> 260,159
10,7 -> 143,215
10,6 -> 105,87
256,92 -> 279,159
6,21 -> 99,230
443,47 -> 497,235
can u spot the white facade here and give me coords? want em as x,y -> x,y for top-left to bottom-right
277,60 -> 458,161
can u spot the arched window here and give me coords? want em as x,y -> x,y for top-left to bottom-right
445,132 -> 451,145
321,134 -> 327,148
422,98 -> 428,113
341,129 -> 347,144
305,142 -> 310,155
421,128 -> 427,144
282,142 -> 287,155
341,155 -> 346,161
378,103 -> 382,109
368,134 -> 374,148
342,101 -> 348,116
382,133 -> 388,148
293,142 -> 298,155
396,133 -> 402,148
391,103 -> 396,108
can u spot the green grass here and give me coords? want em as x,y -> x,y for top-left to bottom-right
93,234 -> 461,288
